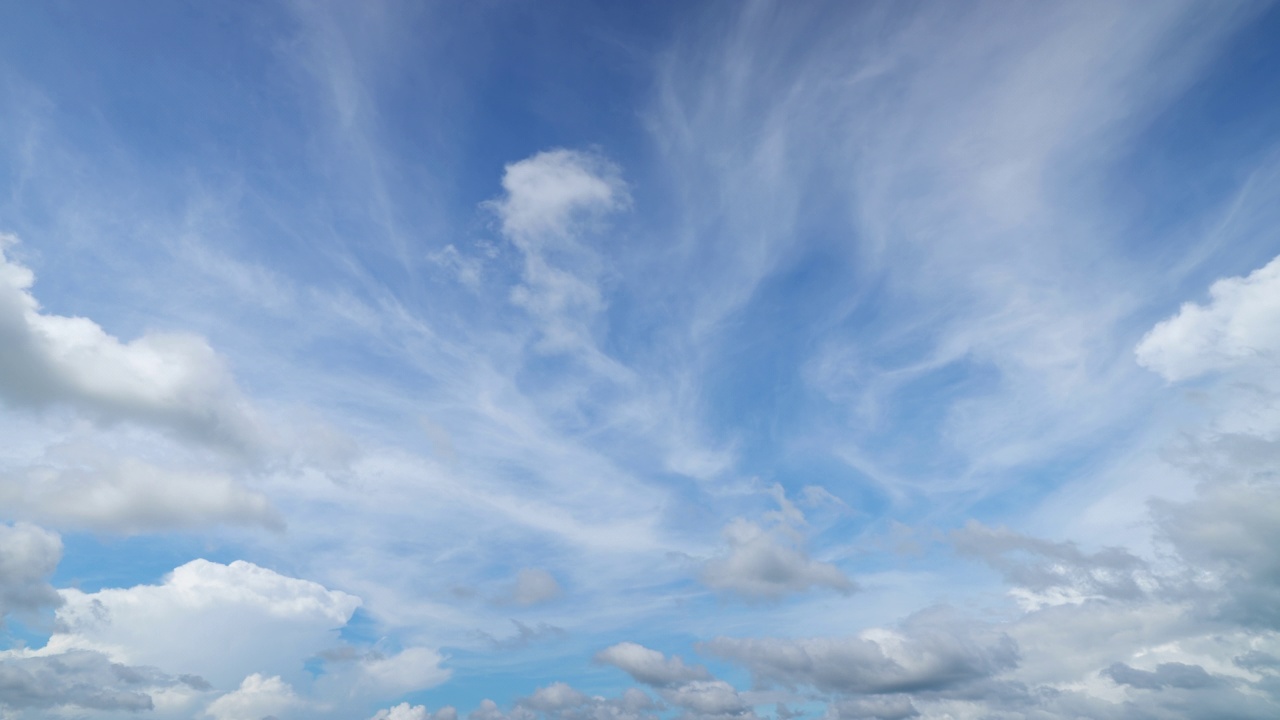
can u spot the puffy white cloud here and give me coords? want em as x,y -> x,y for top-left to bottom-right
594,642 -> 712,687
350,646 -> 451,695
0,452 -> 280,534
510,568 -> 563,606
0,236 -> 265,454
371,703 -> 443,720
0,521 -> 61,621
1136,254 -> 1280,381
490,150 -> 627,244
204,673 -> 299,720
48,558 -> 361,690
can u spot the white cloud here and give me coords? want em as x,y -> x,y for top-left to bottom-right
510,568 -> 563,607
372,703 -> 459,720
0,521 -> 61,621
1137,254 -> 1280,381
0,236 -> 264,454
490,149 -> 627,244
595,642 -> 711,687
205,673 -> 299,720
0,450 -> 280,534
658,679 -> 751,717
351,646 -> 451,695
47,558 -> 360,690
700,490 -> 854,599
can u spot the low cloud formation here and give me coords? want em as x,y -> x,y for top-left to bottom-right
51,558 -> 361,690
0,452 -> 280,534
704,608 -> 1018,696
0,521 -> 62,622
595,642 -> 712,687
952,520 -> 1154,608
701,487 -> 854,599
204,673 -> 299,720
0,236 -> 264,455
0,649 -> 204,713
371,703 -> 459,720
1136,254 -> 1280,381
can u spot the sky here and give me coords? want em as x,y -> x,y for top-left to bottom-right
1,1 -> 1279,718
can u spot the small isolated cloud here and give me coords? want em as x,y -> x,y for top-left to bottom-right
353,646 -> 451,694
489,149 -> 627,244
595,642 -> 712,687
372,703 -> 459,720
0,521 -> 62,622
204,673 -> 299,720
0,236 -> 266,455
1135,254 -> 1280,381
509,568 -> 563,606
487,619 -> 568,650
700,488 -> 854,600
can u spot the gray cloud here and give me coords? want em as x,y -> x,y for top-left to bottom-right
0,521 -> 62,622
953,520 -> 1153,603
704,608 -> 1019,696
595,642 -> 712,687
1103,662 -> 1221,690
0,649 -> 204,712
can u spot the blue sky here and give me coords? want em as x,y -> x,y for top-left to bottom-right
2,1 -> 1280,719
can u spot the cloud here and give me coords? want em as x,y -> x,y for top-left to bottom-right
824,696 -> 918,720
510,568 -> 563,607
700,488 -> 854,599
0,451 -> 281,534
372,703 -> 459,720
0,648 -> 203,713
487,149 -> 630,363
48,558 -> 361,690
0,521 -> 61,622
595,642 -> 712,687
1103,661 -> 1221,690
204,673 -> 299,720
489,149 -> 627,244
1136,254 -> 1280,381
704,609 -> 1019,695
0,236 -> 265,455
952,520 -> 1153,608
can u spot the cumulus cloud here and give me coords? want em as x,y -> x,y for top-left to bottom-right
489,149 -> 627,244
48,558 -> 361,689
700,488 -> 854,599
595,642 -> 712,687
371,703 -> 459,720
1136,254 -> 1280,381
0,648 -> 204,713
0,521 -> 62,622
0,452 -> 280,533
704,609 -> 1019,695
204,673 -> 299,720
487,149 -> 629,361
0,236 -> 265,454
510,568 -> 563,606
